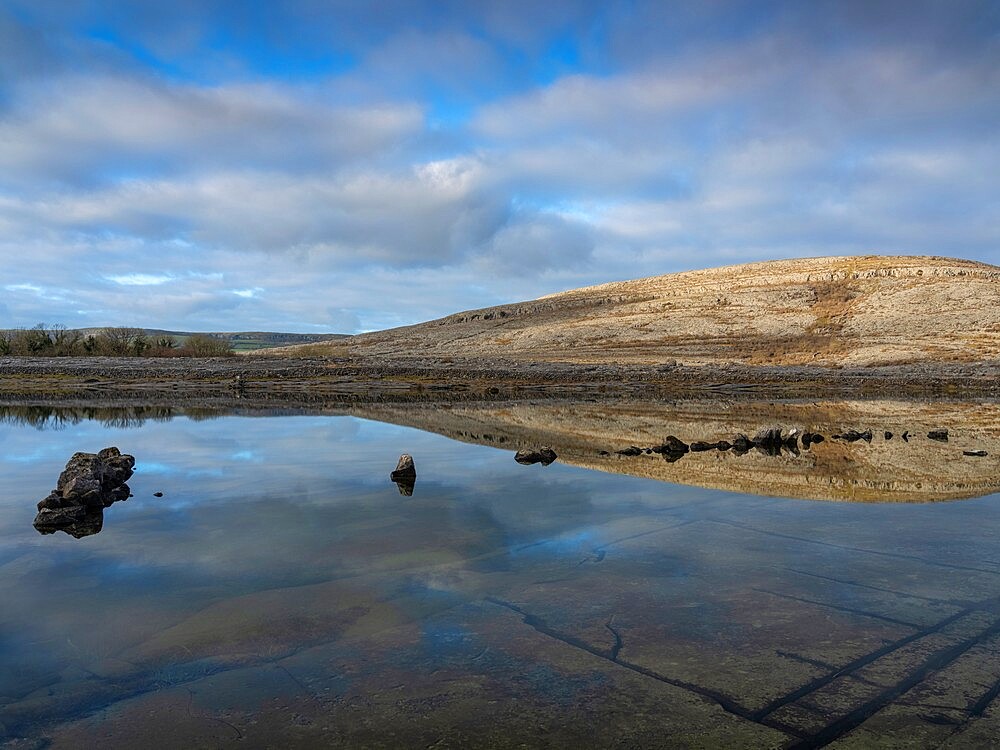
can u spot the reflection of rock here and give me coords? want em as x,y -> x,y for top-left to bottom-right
651,436 -> 689,463
34,507 -> 104,538
33,447 -> 135,537
752,428 -> 785,456
391,454 -> 416,480
515,447 -> 557,466
393,476 -> 416,496
349,399 -> 1000,503
833,429 -> 873,443
801,432 -> 824,449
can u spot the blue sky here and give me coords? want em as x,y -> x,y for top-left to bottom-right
1,0 -> 997,332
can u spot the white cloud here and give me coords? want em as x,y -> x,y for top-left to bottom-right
106,273 -> 174,286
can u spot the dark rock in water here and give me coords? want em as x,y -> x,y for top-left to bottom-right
515,447 -> 557,466
716,441 -> 732,451
658,436 -> 690,454
690,441 -> 718,452
753,427 -> 785,456
964,450 -> 988,457
833,430 -> 873,443
153,491 -> 164,498
885,431 -> 894,440
928,430 -> 949,442
784,434 -> 801,457
731,434 -> 753,454
653,436 -> 689,462
391,454 -> 417,478
598,450 -> 610,456
801,432 -> 821,449
615,446 -> 644,457
33,447 -> 135,537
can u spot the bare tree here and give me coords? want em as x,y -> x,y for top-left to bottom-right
93,327 -> 148,356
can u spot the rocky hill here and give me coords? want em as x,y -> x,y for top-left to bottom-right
347,256 -> 999,367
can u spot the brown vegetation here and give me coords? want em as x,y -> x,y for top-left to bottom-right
0,325 -> 232,358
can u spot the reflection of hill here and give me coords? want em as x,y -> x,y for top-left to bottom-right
350,399 -> 1000,503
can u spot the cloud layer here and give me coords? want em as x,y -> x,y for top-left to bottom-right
1,0 -> 997,332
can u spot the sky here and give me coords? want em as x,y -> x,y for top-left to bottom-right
1,0 -> 997,333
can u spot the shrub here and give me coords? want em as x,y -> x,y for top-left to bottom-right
179,335 -> 232,357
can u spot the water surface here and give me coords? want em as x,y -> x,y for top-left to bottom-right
2,402 -> 1000,748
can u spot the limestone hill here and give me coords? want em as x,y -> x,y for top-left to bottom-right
346,256 -> 999,367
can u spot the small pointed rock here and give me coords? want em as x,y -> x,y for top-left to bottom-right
390,454 -> 416,479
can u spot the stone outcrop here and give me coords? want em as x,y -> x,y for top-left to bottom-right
514,447 -> 558,466
33,447 -> 135,537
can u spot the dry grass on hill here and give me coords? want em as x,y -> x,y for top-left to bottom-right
273,256 -> 1000,367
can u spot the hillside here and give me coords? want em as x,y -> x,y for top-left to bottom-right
344,256 -> 1000,367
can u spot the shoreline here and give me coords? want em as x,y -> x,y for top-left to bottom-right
2,355 -> 998,406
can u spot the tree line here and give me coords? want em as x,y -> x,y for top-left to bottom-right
0,324 -> 232,357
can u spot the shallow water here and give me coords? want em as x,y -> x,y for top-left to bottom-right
2,403 -> 1000,748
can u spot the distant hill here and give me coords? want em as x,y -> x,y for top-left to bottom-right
337,255 -> 999,368
76,329 -> 349,352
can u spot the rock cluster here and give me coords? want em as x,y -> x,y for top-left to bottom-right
33,447 -> 135,537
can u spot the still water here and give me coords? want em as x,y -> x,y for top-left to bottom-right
2,403 -> 1000,748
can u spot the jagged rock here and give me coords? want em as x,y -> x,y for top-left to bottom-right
902,431 -> 910,442
928,430 -> 949,442
391,454 -> 417,478
716,441 -> 733,451
33,448 -> 135,536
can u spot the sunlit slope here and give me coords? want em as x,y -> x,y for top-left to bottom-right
350,256 -> 1000,366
